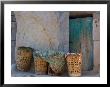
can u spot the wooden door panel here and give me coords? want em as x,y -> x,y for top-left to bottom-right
69,17 -> 93,70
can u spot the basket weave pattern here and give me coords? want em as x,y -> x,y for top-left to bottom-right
48,65 -> 62,76
50,57 -> 65,74
16,47 -> 32,71
66,53 -> 82,76
34,57 -> 48,75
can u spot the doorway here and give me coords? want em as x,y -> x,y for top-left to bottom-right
69,14 -> 94,71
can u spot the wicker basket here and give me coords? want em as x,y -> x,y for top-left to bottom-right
34,57 -> 48,75
48,64 -> 63,76
65,53 -> 82,76
16,47 -> 33,71
47,52 -> 66,76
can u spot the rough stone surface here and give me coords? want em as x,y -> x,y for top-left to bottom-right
93,12 -> 100,41
93,41 -> 100,73
14,11 -> 69,55
11,41 -> 16,64
11,12 -> 17,64
11,16 -> 16,22
93,12 -> 100,72
11,22 -> 17,41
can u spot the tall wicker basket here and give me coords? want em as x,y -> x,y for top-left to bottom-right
16,47 -> 33,71
65,53 -> 82,77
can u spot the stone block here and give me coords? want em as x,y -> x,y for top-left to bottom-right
93,12 -> 100,41
11,16 -> 16,22
11,41 -> 16,64
11,22 -> 17,40
93,41 -> 100,68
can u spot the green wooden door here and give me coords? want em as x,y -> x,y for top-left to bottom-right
69,17 -> 93,70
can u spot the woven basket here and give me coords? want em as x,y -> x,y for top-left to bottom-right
16,47 -> 33,71
34,57 -> 48,75
66,53 -> 82,76
47,52 -> 66,76
48,64 -> 62,76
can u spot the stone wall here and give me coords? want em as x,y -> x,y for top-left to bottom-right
11,11 -> 17,64
93,12 -> 100,73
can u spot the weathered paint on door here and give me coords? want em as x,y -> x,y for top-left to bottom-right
69,17 -> 93,70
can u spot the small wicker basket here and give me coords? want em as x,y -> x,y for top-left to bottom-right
16,47 -> 33,71
34,57 -> 48,75
65,53 -> 82,77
